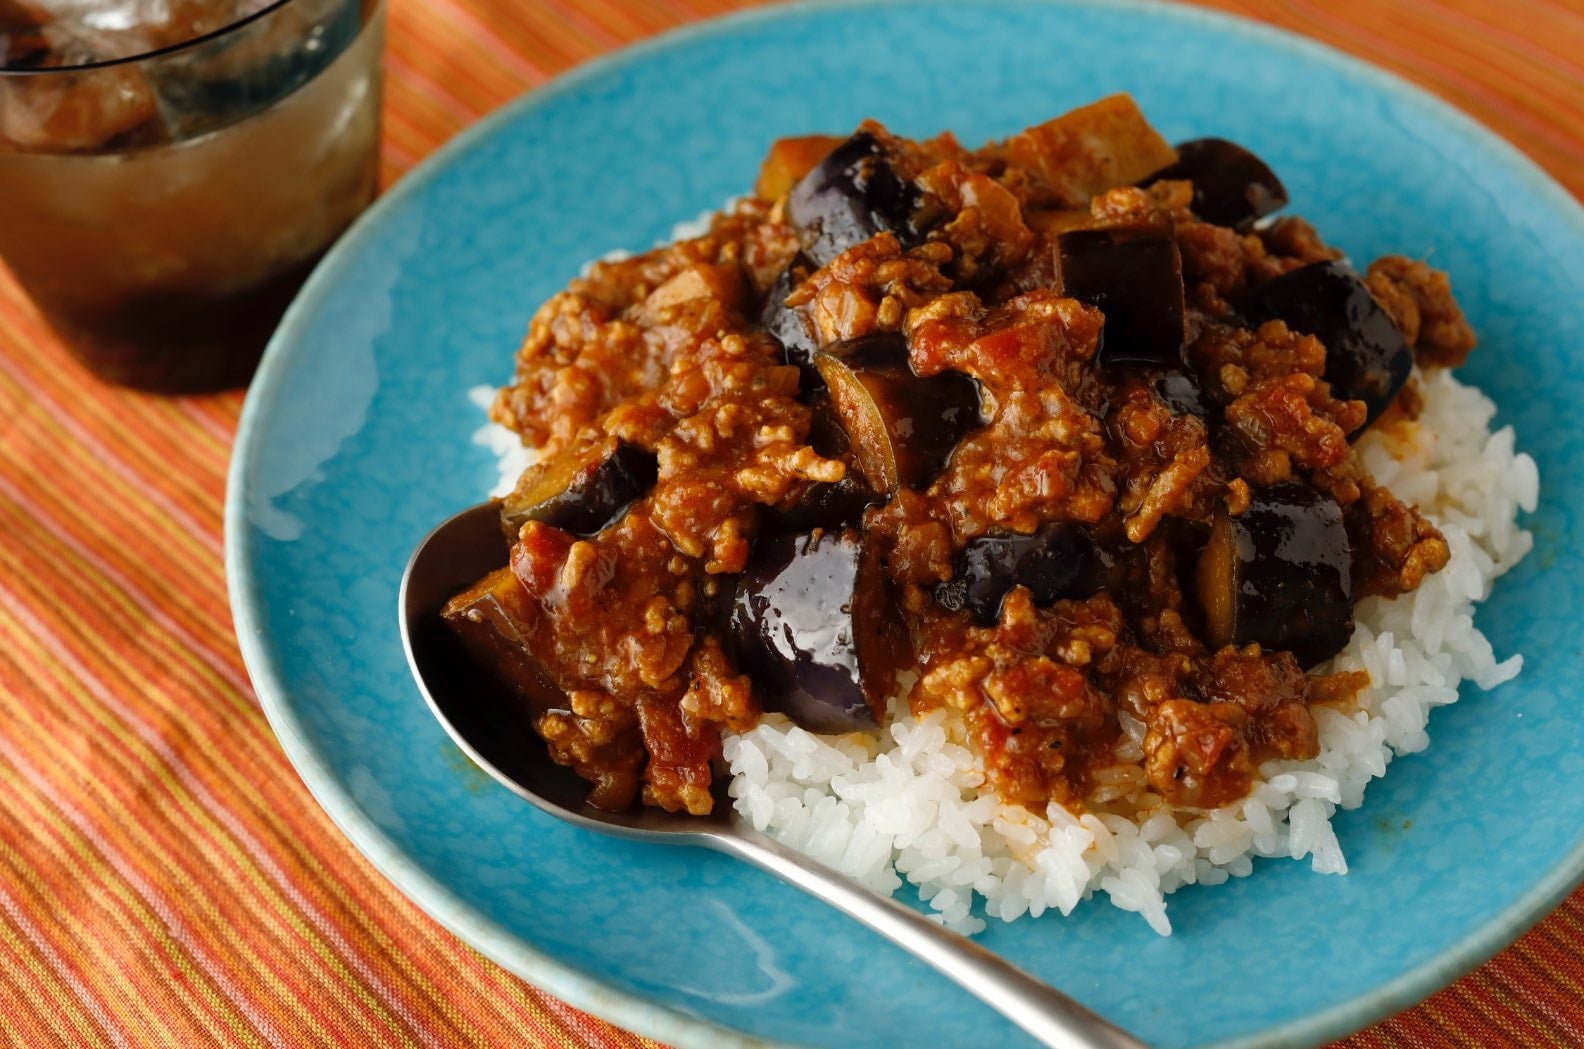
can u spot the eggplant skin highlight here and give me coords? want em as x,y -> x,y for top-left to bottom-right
1143,137 -> 1289,231
787,130 -> 925,267
934,524 -> 1106,628
813,334 -> 981,497
1196,483 -> 1354,669
730,528 -> 910,734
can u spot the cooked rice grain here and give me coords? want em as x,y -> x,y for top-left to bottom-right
721,369 -> 1535,935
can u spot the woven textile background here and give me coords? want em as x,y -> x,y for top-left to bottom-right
2,0 -> 1582,1046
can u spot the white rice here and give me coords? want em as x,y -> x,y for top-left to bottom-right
476,315 -> 1536,938
471,385 -> 537,494
713,369 -> 1535,935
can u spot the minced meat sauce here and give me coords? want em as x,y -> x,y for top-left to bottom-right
450,95 -> 1474,818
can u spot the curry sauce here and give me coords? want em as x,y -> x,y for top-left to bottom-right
448,95 -> 1473,817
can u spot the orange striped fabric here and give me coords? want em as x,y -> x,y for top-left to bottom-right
0,0 -> 1579,1046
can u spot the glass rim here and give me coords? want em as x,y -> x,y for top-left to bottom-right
1,0 -> 315,76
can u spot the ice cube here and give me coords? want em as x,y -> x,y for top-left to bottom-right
1,0 -> 355,150
2,0 -> 51,68
144,0 -> 358,138
1,0 -> 180,149
1,29 -> 49,70
20,1 -> 163,63
0,59 -> 159,150
8,0 -> 258,65
28,0 -> 171,38
0,23 -> 169,152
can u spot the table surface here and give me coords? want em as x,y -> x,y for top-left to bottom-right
3,0 -> 1583,1046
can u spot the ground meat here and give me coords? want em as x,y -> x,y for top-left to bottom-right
1259,217 -> 1344,268
1105,374 -> 1214,542
911,588 -> 1123,810
1346,482 -> 1453,596
1366,255 -> 1477,368
1190,319 -> 1367,485
905,290 -> 1116,541
457,101 -> 1469,814
794,234 -> 954,345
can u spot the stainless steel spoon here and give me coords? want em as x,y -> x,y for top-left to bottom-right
400,500 -> 1149,1049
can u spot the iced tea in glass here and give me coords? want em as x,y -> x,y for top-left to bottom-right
0,0 -> 384,392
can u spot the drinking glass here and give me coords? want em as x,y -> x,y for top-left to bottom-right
0,0 -> 385,392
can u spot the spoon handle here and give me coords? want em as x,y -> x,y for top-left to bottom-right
713,819 -> 1150,1049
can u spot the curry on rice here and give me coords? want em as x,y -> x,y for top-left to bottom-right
444,94 -> 1476,823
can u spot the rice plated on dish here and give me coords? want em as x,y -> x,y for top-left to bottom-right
450,95 -> 1536,934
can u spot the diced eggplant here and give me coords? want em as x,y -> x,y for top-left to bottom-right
812,334 -> 981,495
500,438 -> 658,539
731,528 -> 909,733
934,524 -> 1104,627
1239,260 -> 1412,429
1153,371 -> 1207,418
1144,138 -> 1288,231
436,565 -> 646,811
766,474 -> 878,534
1003,93 -> 1178,204
441,567 -> 568,716
1055,227 -> 1186,367
1195,483 -> 1353,668
760,261 -> 820,384
1,7 -> 49,69
787,130 -> 924,266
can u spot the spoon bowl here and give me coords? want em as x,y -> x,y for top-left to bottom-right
399,500 -> 1148,1049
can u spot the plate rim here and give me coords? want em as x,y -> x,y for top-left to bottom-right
225,1 -> 1584,1047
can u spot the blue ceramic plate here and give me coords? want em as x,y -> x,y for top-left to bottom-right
226,2 -> 1584,1046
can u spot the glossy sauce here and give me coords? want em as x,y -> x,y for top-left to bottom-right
458,101 -> 1475,815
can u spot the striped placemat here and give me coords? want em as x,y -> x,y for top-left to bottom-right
1,0 -> 1581,1046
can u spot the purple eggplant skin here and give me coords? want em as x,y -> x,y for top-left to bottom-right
1153,371 -> 1208,419
500,439 -> 658,539
1056,227 -> 1186,368
787,130 -> 924,267
761,261 -> 821,388
441,568 -> 569,717
1144,138 -> 1288,231
766,474 -> 878,534
934,523 -> 1105,627
1195,483 -> 1353,669
1240,261 -> 1412,431
731,528 -> 909,733
814,333 -> 982,496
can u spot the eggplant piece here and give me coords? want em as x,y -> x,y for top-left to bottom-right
787,130 -> 924,266
812,334 -> 981,495
500,438 -> 658,539
761,261 -> 820,385
1195,483 -> 1353,668
767,474 -> 878,534
1055,227 -> 1186,367
444,565 -> 648,812
1153,371 -> 1207,418
1239,261 -> 1412,429
934,524 -> 1104,627
441,567 -> 568,716
1144,138 -> 1288,231
731,528 -> 908,733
